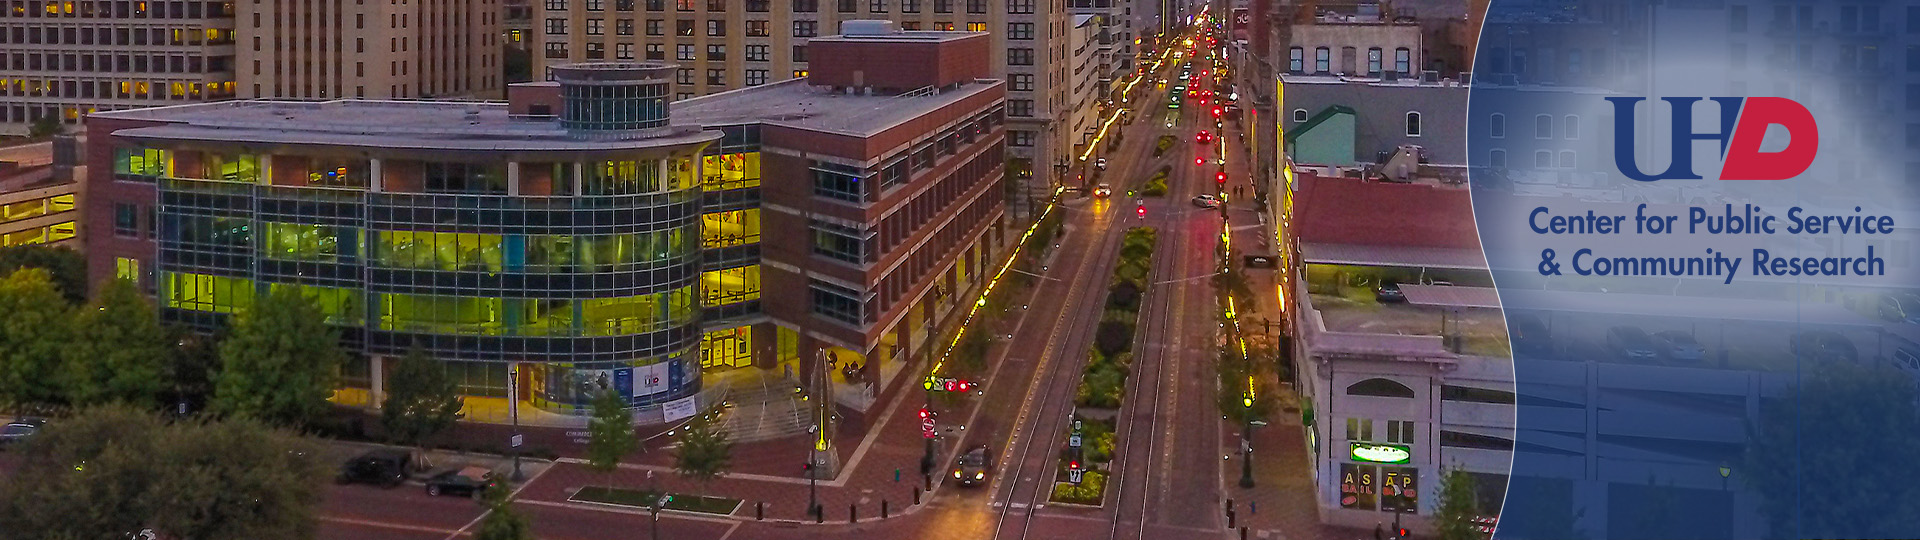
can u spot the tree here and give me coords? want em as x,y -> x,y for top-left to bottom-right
0,245 -> 87,302
474,481 -> 534,540
0,268 -> 75,411
62,278 -> 171,408
27,115 -> 63,138
381,345 -> 464,470
1093,320 -> 1134,357
1744,360 -> 1920,538
585,387 -> 636,474
212,285 -> 346,427
1433,467 -> 1482,540
673,416 -> 733,502
0,405 -> 325,540
502,45 -> 534,84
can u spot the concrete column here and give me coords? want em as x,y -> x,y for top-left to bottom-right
369,158 -> 383,193
369,355 -> 387,408
507,161 -> 521,196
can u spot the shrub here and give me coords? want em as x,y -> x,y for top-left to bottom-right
1107,281 -> 1141,311
1094,320 -> 1135,357
1141,179 -> 1168,196
1112,263 -> 1148,286
1050,470 -> 1107,505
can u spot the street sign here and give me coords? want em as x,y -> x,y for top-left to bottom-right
1069,434 -> 1082,448
511,434 -> 524,448
1068,467 -> 1085,484
922,419 -> 937,439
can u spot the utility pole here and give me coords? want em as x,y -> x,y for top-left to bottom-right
509,364 -> 525,482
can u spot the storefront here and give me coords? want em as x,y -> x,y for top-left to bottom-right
1339,443 -> 1421,516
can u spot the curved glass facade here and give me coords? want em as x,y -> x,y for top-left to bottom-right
553,62 -> 676,133
155,143 -> 715,412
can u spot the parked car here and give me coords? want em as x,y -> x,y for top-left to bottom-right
1191,194 -> 1221,208
1879,293 -> 1920,324
1374,281 -> 1406,303
0,418 -> 43,447
1606,326 -> 1659,361
1790,331 -> 1858,362
951,445 -> 995,487
1507,314 -> 1552,357
336,449 -> 411,488
425,466 -> 498,498
1652,330 -> 1707,362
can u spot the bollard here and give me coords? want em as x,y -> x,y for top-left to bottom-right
850,503 -> 858,523
882,499 -> 890,519
924,473 -> 933,491
816,506 -> 825,524
1227,499 -> 1235,514
914,487 -> 922,504
755,501 -> 764,520
1227,509 -> 1236,529
1240,526 -> 1248,540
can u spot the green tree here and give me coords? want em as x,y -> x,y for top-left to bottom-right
0,405 -> 325,540
0,245 -> 87,302
1215,348 -> 1275,423
212,285 -> 345,427
1745,361 -> 1920,537
27,115 -> 63,138
502,45 -> 533,84
0,268 -> 75,411
1433,467 -> 1482,540
673,416 -> 733,501
62,278 -> 171,408
381,345 -> 464,470
474,481 -> 534,540
585,387 -> 636,474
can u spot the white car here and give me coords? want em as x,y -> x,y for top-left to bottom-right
1191,194 -> 1222,208
1095,158 -> 1108,170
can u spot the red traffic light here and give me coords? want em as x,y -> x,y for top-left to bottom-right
956,381 -> 971,392
1196,157 -> 1205,165
918,408 -> 930,420
1069,460 -> 1080,470
1136,205 -> 1146,217
1216,171 -> 1228,184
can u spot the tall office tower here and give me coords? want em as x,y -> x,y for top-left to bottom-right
0,0 -> 239,135
236,0 -> 502,99
534,0 -> 1069,213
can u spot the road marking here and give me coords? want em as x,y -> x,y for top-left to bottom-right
517,498 -> 741,525
445,459 -> 555,540
322,516 -> 466,536
715,521 -> 743,540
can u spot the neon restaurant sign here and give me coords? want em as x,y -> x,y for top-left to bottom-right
1349,442 -> 1411,464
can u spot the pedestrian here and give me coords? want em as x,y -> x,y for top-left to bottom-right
1375,523 -> 1385,540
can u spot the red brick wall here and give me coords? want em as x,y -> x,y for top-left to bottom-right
807,34 -> 991,92
81,116 -> 167,296
507,83 -> 562,115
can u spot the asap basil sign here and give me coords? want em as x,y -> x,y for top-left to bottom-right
1606,97 -> 1819,182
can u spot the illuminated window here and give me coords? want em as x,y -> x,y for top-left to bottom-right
701,326 -> 753,369
164,272 -> 256,314
702,265 -> 761,306
702,209 -> 761,248
699,151 -> 761,191
269,282 -> 363,325
115,258 -> 140,282
261,222 -> 354,262
0,194 -> 74,223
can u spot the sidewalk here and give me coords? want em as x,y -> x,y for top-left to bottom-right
1214,110 -> 1370,540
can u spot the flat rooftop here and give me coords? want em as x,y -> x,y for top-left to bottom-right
94,99 -> 717,152
805,30 -> 984,44
673,77 -> 1001,137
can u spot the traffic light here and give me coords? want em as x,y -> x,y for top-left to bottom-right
1068,460 -> 1080,471
1216,171 -> 1228,185
1196,157 -> 1205,165
956,380 -> 971,392
1136,204 -> 1146,218
918,407 -> 930,420
1212,107 -> 1222,118
1397,527 -> 1411,539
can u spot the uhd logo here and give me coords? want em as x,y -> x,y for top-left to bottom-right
1606,97 -> 1819,182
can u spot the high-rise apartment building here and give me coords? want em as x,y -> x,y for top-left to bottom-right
0,0 -> 240,135
533,1 -> 1066,211
1068,0 -> 1136,103
235,0 -> 502,99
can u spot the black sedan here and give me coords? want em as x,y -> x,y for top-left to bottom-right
425,466 -> 498,498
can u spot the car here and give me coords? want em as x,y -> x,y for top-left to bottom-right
0,419 -> 42,447
1374,281 -> 1406,303
426,466 -> 498,498
1790,330 -> 1858,362
1879,293 -> 1920,324
1652,330 -> 1706,362
1195,131 -> 1213,144
1605,326 -> 1659,361
1507,314 -> 1552,357
1095,158 -> 1108,170
951,445 -> 995,487
336,449 -> 411,488
1093,183 -> 1112,198
1191,194 -> 1221,208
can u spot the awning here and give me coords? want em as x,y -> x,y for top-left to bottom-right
1300,242 -> 1488,270
1401,284 -> 1501,309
